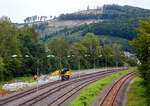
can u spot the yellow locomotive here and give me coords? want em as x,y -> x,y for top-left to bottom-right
50,68 -> 71,81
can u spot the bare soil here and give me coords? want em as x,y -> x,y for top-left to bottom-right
0,90 -> 14,96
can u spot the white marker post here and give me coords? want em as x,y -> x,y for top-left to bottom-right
37,79 -> 38,93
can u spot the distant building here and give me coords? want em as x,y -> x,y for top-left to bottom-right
124,51 -> 134,58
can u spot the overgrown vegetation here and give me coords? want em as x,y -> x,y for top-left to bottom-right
131,17 -> 150,105
69,68 -> 136,106
126,77 -> 147,106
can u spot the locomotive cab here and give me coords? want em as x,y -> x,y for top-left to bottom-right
60,68 -> 71,81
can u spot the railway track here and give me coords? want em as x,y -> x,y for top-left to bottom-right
19,70 -> 116,106
18,68 -> 129,106
0,67 -> 129,106
47,72 -> 113,106
98,71 -> 136,106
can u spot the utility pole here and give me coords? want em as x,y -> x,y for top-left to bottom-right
36,59 -> 39,93
94,56 -> 95,71
78,58 -> 81,79
59,56 -> 61,69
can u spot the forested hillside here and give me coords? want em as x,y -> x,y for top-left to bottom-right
40,4 -> 150,53
58,5 -> 150,21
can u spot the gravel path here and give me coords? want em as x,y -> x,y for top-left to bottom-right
122,77 -> 136,106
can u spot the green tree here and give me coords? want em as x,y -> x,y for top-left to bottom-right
112,44 -> 125,66
19,27 -> 48,75
4,53 -> 22,79
126,58 -> 137,66
82,33 -> 102,68
0,20 -> 22,80
0,19 -> 50,80
131,17 -> 150,104
69,42 -> 88,69
131,17 -> 150,81
0,57 -> 5,81
48,37 -> 69,68
0,20 -> 21,58
102,45 -> 114,66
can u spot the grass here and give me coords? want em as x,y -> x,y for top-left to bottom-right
0,85 -> 3,97
0,85 -> 2,91
126,77 -> 147,106
10,76 -> 35,83
69,68 -> 136,106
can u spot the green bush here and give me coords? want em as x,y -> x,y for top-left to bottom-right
0,84 -> 2,91
126,58 -> 137,66
126,77 -> 147,106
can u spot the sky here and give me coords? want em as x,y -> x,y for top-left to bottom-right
0,0 -> 150,23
